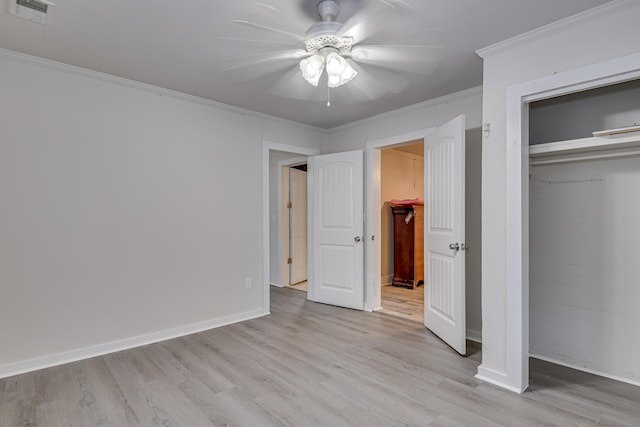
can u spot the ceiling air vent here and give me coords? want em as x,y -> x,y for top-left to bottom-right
9,0 -> 55,25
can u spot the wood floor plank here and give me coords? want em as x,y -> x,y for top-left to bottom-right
380,284 -> 424,323
2,286 -> 640,426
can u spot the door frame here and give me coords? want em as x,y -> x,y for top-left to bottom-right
262,141 -> 319,314
501,52 -> 640,392
364,128 -> 435,312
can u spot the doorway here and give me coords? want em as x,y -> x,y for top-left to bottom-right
283,162 -> 308,293
378,140 -> 425,323
501,52 -> 640,392
262,141 -> 319,312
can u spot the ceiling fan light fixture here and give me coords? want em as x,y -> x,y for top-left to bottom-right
300,54 -> 324,86
327,74 -> 341,87
325,51 -> 346,76
339,61 -> 357,86
327,60 -> 357,88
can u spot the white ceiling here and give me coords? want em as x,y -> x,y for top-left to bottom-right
0,0 -> 612,128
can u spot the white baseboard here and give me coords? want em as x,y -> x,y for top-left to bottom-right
475,365 -> 527,393
270,282 -> 285,288
466,328 -> 482,343
382,274 -> 394,286
530,353 -> 640,388
0,308 -> 268,380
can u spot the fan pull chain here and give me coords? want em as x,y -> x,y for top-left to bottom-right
327,86 -> 331,107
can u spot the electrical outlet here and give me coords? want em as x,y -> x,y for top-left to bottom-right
245,278 -> 252,289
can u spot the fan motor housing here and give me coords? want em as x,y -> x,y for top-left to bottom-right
305,34 -> 353,55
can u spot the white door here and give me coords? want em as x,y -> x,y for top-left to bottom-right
424,115 -> 466,355
309,150 -> 364,310
289,168 -> 307,284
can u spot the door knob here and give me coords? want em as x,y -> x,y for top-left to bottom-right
449,243 -> 460,251
354,236 -> 361,243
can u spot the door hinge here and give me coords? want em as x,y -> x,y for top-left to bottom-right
287,201 -> 292,209
287,257 -> 292,264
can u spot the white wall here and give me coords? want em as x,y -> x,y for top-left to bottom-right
325,88 -> 483,338
530,157 -> 640,384
0,51 -> 324,374
478,1 -> 640,389
380,148 -> 425,284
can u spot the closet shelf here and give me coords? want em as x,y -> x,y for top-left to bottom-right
529,131 -> 640,158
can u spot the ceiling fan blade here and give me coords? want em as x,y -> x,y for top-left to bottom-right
337,0 -> 396,44
224,50 -> 310,71
348,61 -> 409,99
231,20 -> 305,43
384,0 -> 417,11
365,26 -> 444,46
349,45 -> 443,75
224,51 -> 309,84
343,77 -> 387,102
253,2 -> 308,33
219,37 -> 301,49
266,67 -> 325,101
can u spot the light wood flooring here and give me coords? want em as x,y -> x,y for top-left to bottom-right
2,286 -> 640,426
285,281 -> 308,292
380,283 -> 424,323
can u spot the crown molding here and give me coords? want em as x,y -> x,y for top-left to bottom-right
476,0 -> 637,59
326,86 -> 482,134
0,48 -> 325,133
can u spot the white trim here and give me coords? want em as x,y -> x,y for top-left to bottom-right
476,0 -> 637,59
0,48 -> 322,133
466,329 -> 482,344
270,282 -> 285,288
0,308 -> 267,379
475,366 -> 528,393
364,148 -> 381,312
262,141 -> 319,314
328,87 -> 482,134
504,52 -> 640,393
530,354 -> 640,388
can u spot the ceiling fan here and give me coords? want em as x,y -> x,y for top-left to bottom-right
225,0 -> 442,105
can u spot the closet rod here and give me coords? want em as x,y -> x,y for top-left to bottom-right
530,148 -> 640,166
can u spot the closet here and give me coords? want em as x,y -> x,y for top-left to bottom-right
528,78 -> 640,386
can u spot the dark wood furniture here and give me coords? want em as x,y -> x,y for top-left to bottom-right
391,205 -> 424,289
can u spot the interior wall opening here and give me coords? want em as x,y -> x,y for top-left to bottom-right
284,163 -> 308,293
527,78 -> 640,388
268,150 -> 308,294
378,139 -> 425,323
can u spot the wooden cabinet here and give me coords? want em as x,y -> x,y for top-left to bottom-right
391,205 -> 424,289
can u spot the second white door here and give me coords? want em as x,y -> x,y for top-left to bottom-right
424,115 -> 467,355
309,150 -> 364,310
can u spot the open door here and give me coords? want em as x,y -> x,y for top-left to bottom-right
424,115 -> 466,355
289,167 -> 307,284
308,150 -> 364,310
